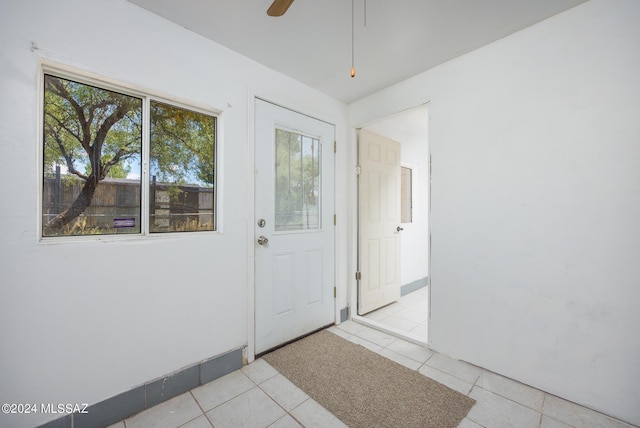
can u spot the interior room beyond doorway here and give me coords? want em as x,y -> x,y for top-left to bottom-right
356,105 -> 430,344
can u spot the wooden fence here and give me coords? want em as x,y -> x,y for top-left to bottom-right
43,171 -> 213,233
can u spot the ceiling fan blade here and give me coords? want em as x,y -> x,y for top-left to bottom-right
267,0 -> 294,16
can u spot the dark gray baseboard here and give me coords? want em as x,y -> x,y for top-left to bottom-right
401,276 -> 429,297
39,347 -> 244,428
340,306 -> 349,323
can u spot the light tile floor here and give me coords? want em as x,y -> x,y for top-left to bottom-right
110,321 -> 635,428
362,287 -> 429,342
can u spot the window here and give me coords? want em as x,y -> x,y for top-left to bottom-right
42,72 -> 217,238
401,166 -> 412,223
150,101 -> 215,233
274,128 -> 321,231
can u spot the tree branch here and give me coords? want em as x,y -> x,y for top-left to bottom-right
45,123 -> 89,180
93,102 -> 135,179
47,78 -> 92,151
44,110 -> 83,147
156,119 -> 211,159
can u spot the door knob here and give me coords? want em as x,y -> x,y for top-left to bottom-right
257,235 -> 269,246
397,226 -> 404,232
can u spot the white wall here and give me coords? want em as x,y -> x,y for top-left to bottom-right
0,1 -> 347,426
398,134 -> 429,286
349,0 -> 640,425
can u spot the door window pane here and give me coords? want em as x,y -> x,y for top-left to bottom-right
42,75 -> 142,236
149,101 -> 216,233
275,129 -> 321,231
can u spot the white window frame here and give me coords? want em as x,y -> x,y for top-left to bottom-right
38,62 -> 222,242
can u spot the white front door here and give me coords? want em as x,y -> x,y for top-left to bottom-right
358,129 -> 402,315
254,99 -> 335,354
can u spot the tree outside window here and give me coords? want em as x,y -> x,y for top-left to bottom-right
42,73 -> 216,237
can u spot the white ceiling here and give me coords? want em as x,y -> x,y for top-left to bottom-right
127,0 -> 586,142
127,0 -> 587,104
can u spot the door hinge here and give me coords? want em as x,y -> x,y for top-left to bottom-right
334,141 -> 337,153
355,271 -> 361,281
334,214 -> 336,225
334,287 -> 337,298
355,165 -> 361,175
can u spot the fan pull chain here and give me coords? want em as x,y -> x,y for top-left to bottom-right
351,0 -> 356,77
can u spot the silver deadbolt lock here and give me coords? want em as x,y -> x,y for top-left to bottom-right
257,219 -> 266,228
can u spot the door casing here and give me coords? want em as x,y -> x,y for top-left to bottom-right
351,103 -> 431,345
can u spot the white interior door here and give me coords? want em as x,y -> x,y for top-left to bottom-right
358,129 -> 402,315
254,99 -> 335,354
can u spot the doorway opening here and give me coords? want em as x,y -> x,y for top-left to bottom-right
354,105 -> 430,345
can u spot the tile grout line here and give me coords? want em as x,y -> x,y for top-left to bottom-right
189,372 -> 261,427
268,390 -> 308,428
416,350 -> 435,373
537,411 -> 543,428
470,382 -> 551,415
289,397 -> 350,428
188,390 -> 213,427
536,394 -> 582,428
465,416 -> 488,428
467,371 -> 481,396
347,326 -> 431,368
219,372 -> 261,413
253,365 -> 310,428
